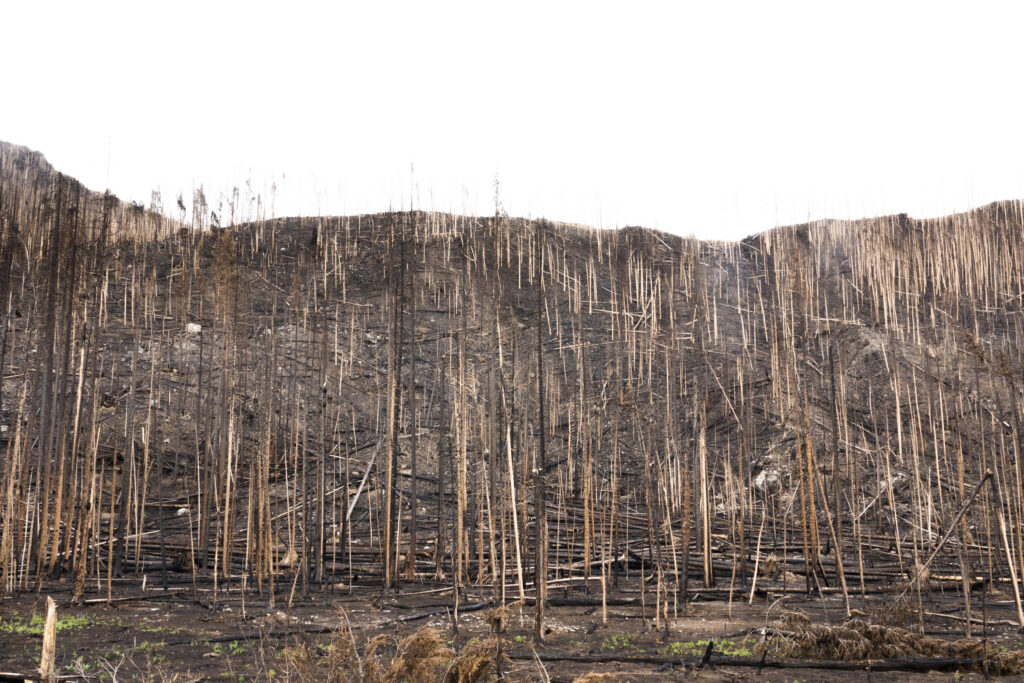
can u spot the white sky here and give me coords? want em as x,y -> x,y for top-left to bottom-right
3,1 -> 1024,240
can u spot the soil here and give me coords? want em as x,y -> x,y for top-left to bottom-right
3,576 -> 1023,681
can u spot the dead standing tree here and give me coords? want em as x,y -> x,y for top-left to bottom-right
534,219 -> 549,643
384,218 -> 407,593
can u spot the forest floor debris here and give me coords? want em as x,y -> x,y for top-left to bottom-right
3,580 -> 1024,680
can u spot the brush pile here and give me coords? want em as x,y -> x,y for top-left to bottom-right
757,611 -> 1024,675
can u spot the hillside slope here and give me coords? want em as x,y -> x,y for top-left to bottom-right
1,141 -> 1023,607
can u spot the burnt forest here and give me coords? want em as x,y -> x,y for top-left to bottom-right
4,139 -> 1024,681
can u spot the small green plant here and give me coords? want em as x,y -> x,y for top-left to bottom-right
66,657 -> 91,673
0,613 -> 92,636
513,635 -> 526,644
209,640 -> 247,657
601,633 -> 635,650
661,639 -> 752,657
713,639 -> 754,656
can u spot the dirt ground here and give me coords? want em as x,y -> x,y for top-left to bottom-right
3,576 -> 1023,681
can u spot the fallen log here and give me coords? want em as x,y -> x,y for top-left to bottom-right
60,587 -> 191,607
507,650 -> 989,673
519,596 -> 638,607
379,600 -> 491,625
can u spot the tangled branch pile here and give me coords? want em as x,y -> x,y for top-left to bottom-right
757,612 -> 1024,675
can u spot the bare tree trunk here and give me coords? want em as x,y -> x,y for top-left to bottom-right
534,220 -> 548,642
436,351 -> 450,580
34,177 -> 63,577
405,227 -> 418,580
384,226 -> 406,592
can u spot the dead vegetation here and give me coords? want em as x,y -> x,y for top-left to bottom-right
758,611 -> 1024,675
570,674 -> 616,683
278,624 -> 501,682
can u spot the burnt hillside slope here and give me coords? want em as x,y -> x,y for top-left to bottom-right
1,140 -> 1023,610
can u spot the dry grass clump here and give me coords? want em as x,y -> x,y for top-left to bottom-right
756,611 -> 1024,675
572,673 -> 616,682
756,553 -> 802,585
279,622 -> 363,681
865,595 -> 915,626
279,624 -> 502,682
446,637 -> 504,682
364,627 -> 455,682
487,599 -> 523,633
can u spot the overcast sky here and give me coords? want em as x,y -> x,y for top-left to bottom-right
3,1 -> 1024,239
